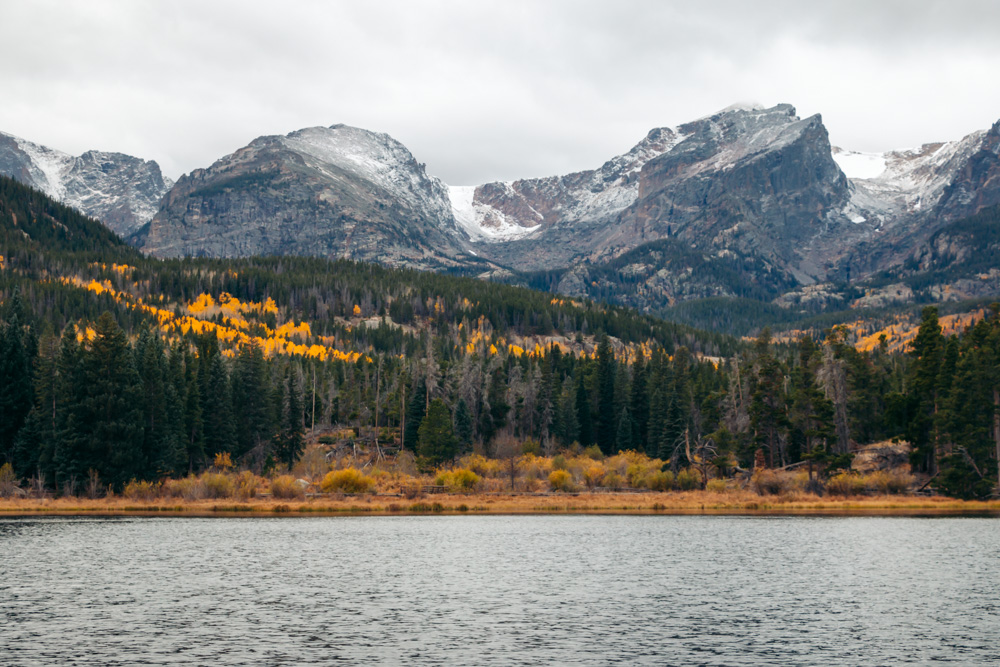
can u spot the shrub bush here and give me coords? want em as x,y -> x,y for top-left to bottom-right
548,469 -> 575,492
583,445 -> 604,460
644,470 -> 674,491
124,479 -> 160,501
864,471 -> 913,495
163,475 -> 206,501
752,470 -> 788,496
270,475 -> 305,499
583,464 -> 605,488
602,471 -> 625,490
203,472 -> 234,499
551,454 -> 568,471
435,468 -> 481,492
0,463 -> 19,498
826,473 -> 867,496
676,468 -> 700,491
234,471 -> 259,501
321,468 -> 375,494
706,479 -> 727,494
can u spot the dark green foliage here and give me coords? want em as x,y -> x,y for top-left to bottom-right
615,406 -> 634,453
275,366 -> 305,469
403,380 -> 426,451
2,177 -> 1000,500
0,289 -> 34,466
596,335 -> 616,455
232,340 -> 273,464
453,398 -> 473,453
61,312 -> 144,490
417,398 -> 458,466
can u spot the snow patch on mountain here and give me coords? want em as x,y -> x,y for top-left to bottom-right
832,148 -> 886,179
0,130 -> 173,234
838,130 -> 988,225
282,124 -> 454,225
449,184 -> 541,241
460,126 -> 686,241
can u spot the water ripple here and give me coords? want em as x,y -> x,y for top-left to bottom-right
1,516 -> 999,665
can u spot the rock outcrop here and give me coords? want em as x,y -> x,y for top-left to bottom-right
0,131 -> 172,235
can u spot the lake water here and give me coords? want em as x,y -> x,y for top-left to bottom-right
2,515 -> 998,665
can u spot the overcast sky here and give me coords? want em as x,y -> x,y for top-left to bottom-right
3,0 -> 999,184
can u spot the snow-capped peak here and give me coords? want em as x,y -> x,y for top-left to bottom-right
0,130 -> 173,234
281,124 -> 454,225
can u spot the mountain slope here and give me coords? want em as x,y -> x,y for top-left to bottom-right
0,131 -> 172,235
137,125 -> 477,271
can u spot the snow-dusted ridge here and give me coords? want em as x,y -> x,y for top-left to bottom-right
0,130 -> 173,234
834,129 -> 988,225
280,124 -> 455,226
449,184 -> 541,242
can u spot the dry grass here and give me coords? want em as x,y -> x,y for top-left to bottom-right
2,447 -> 992,516
2,489 -> 997,516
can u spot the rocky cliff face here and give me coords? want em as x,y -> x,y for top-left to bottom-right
463,105 -> 857,283
138,125 -> 474,270
0,131 -> 172,235
33,103 -> 993,314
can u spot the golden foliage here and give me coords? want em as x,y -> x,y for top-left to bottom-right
321,468 -> 375,494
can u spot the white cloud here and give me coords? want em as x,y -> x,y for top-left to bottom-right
1,0 -> 998,184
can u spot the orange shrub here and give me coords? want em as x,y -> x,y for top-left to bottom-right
548,469 -> 575,492
270,475 -> 305,499
321,468 -> 375,494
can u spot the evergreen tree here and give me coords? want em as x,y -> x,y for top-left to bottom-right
403,379 -> 427,451
202,352 -> 235,460
629,354 -> 649,455
907,307 -> 944,472
615,405 -> 633,453
575,367 -> 594,447
0,288 -> 34,466
69,312 -> 144,489
275,365 -> 305,469
555,378 -> 579,446
417,398 -> 458,466
596,335 -> 616,455
453,398 -> 474,453
232,340 -> 272,465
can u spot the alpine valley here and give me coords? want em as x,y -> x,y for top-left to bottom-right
3,103 -> 999,334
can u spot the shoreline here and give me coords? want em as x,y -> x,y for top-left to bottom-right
3,492 -> 999,517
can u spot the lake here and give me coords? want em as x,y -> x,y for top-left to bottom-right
2,515 -> 998,665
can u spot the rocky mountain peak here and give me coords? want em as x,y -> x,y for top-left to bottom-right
0,130 -> 172,235
137,123 -> 470,270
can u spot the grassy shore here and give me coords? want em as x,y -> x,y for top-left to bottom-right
2,491 -> 998,517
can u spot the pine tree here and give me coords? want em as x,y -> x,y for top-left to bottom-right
453,398 -> 474,453
555,378 -> 578,447
615,405 -> 633,453
596,334 -> 616,455
232,340 -> 272,465
275,365 -> 305,469
629,353 -> 649,454
71,312 -> 144,489
574,368 -> 594,447
417,398 -> 458,466
403,379 -> 427,451
0,288 -> 34,466
907,306 -> 945,473
202,352 -> 235,460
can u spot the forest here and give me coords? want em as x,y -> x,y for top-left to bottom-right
1,174 -> 999,501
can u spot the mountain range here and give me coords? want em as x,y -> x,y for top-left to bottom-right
2,103 -> 998,318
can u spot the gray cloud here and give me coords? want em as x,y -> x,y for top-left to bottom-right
2,0 -> 998,185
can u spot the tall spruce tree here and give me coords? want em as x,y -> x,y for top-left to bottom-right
596,335 -> 616,455
0,289 -> 34,466
418,398 -> 458,466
